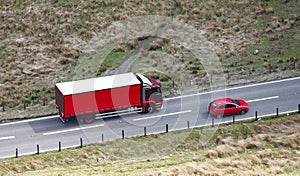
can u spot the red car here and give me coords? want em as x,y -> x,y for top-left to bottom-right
208,98 -> 249,118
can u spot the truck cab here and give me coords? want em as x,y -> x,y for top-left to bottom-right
136,73 -> 163,113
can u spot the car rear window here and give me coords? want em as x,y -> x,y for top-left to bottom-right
231,99 -> 240,106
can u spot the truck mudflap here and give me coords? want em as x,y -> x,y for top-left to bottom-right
58,111 -> 67,123
58,115 -> 66,123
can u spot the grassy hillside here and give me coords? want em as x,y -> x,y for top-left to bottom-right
0,114 -> 299,175
0,0 -> 299,120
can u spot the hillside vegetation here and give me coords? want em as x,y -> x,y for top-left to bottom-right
0,114 -> 299,175
0,0 -> 299,116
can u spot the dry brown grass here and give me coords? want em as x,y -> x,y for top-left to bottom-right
1,0 -> 299,112
149,115 -> 300,176
215,144 -> 238,158
0,115 -> 299,175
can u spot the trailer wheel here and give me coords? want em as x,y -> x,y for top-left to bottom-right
82,115 -> 95,124
145,104 -> 155,114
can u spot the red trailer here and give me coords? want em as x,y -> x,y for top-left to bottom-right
55,72 -> 163,123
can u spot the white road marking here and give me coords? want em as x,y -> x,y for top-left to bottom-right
43,124 -> 104,136
0,114 -> 59,127
0,136 -> 15,141
133,110 -> 192,121
246,96 -> 279,103
166,76 -> 300,100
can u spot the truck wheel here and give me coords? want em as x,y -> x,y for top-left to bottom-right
145,104 -> 155,113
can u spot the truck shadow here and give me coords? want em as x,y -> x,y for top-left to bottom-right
28,117 -> 78,133
28,115 -> 124,134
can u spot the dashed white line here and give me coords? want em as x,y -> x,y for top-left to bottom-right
246,96 -> 279,103
133,110 -> 192,121
43,124 -> 104,136
0,136 -> 15,141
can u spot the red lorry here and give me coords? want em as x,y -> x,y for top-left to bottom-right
55,72 -> 163,123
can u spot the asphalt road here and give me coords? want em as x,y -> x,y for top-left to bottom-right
1,77 -> 300,158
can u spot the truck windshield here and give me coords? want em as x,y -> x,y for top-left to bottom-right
151,87 -> 161,94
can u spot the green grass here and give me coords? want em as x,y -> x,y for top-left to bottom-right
241,0 -> 299,70
12,0 -> 26,9
71,44 -> 124,79
52,0 -> 81,7
101,50 -> 127,73
215,0 -> 300,83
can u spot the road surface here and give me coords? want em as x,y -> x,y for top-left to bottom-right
0,77 -> 300,158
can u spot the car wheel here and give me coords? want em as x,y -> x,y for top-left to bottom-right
216,114 -> 222,118
240,110 -> 246,115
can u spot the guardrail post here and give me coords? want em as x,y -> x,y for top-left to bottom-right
37,144 -> 39,155
255,111 -> 258,121
122,130 -> 124,139
43,99 -> 46,106
144,127 -> 147,136
166,124 -> 169,133
59,141 -> 61,152
276,108 -> 279,116
23,102 -> 26,110
16,148 -> 18,158
212,118 -> 214,127
80,138 -> 83,148
233,115 -> 235,124
1,103 -> 4,112
187,121 -> 190,129
101,134 -> 104,143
